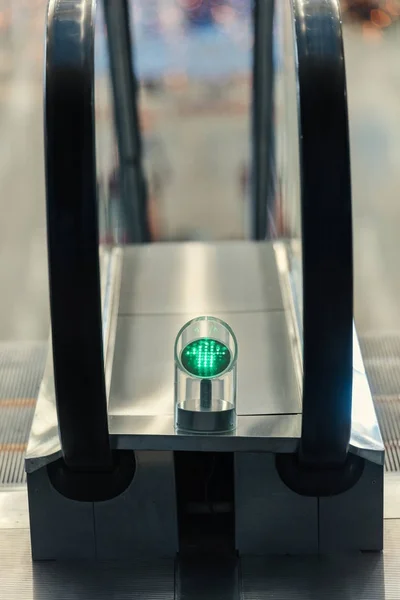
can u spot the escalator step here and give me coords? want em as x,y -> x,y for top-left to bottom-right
359,334 -> 400,472
0,342 -> 47,486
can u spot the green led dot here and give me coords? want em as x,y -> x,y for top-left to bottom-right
181,338 -> 231,378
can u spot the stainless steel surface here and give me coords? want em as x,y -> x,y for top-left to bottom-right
236,450 -> 383,554
235,452 -> 318,555
119,242 -> 284,315
106,242 -> 301,452
101,247 -> 123,401
28,450 -> 178,560
25,242 -> 384,464
111,414 -> 301,453
110,244 -> 383,460
109,311 -> 300,417
27,464 -> 96,560
93,451 -> 178,559
319,458 -> 384,552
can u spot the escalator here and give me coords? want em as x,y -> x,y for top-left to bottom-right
0,0 -> 399,598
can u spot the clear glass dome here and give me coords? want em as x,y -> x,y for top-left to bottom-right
174,316 -> 238,434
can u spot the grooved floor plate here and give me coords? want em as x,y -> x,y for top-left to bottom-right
0,343 -> 47,485
0,529 -> 175,600
240,521 -> 400,600
0,523 -> 400,599
177,558 -> 238,600
374,397 -> 400,472
360,334 -> 400,396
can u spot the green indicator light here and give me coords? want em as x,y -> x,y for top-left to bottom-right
181,338 -> 231,378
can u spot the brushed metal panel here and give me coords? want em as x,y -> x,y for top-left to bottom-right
94,451 -> 178,559
319,459 -> 384,552
108,311 -> 300,418
235,452 -> 318,555
119,242 -> 284,316
27,466 -> 96,560
110,414 -> 301,453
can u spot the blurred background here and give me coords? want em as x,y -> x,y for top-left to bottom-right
1,0 -> 400,343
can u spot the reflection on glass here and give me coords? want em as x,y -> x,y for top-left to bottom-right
131,0 -> 252,241
175,316 -> 238,433
270,0 -> 303,341
94,1 -> 125,356
94,3 -> 123,248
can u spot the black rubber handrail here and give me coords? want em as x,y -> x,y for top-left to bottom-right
293,0 -> 353,467
45,0 -> 112,471
259,0 -> 353,468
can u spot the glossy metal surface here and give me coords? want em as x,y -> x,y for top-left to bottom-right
235,451 -> 319,555
236,452 -> 383,554
111,415 -> 301,453
27,450 -> 178,560
110,312 -> 299,418
119,241 -> 284,315
104,242 -> 301,449
26,242 -> 383,467
102,247 -> 123,400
